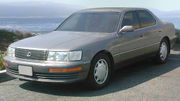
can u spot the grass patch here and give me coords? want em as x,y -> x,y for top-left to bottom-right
0,51 -> 6,70
176,29 -> 180,43
0,30 -> 21,51
176,29 -> 180,36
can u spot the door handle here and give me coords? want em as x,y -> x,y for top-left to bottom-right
158,30 -> 162,32
140,35 -> 143,38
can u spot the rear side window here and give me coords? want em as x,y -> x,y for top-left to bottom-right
137,10 -> 156,28
121,11 -> 140,29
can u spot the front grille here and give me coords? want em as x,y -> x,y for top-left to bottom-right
6,68 -> 18,75
34,72 -> 79,80
6,67 -> 79,80
15,48 -> 48,60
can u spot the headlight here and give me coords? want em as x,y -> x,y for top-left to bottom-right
47,51 -> 82,61
56,52 -> 68,61
47,52 -> 56,61
69,51 -> 82,61
7,47 -> 15,57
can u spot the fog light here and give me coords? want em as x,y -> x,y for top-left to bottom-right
2,61 -> 8,67
49,66 -> 82,72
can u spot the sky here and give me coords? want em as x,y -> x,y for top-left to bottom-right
0,0 -> 180,11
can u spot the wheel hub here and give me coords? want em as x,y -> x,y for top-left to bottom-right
160,42 -> 168,60
94,59 -> 108,84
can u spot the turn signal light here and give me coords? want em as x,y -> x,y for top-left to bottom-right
49,66 -> 82,72
2,61 -> 8,67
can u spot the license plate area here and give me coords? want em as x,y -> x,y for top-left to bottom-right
18,65 -> 33,76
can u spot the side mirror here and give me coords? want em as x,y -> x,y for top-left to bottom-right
119,26 -> 134,33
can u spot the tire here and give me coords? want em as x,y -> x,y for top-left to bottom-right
87,53 -> 112,89
155,39 -> 170,64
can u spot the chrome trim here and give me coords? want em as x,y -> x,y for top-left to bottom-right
113,42 -> 160,57
15,48 -> 48,60
14,47 -> 48,51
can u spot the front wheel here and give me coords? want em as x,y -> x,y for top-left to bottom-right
87,53 -> 112,89
155,39 -> 170,64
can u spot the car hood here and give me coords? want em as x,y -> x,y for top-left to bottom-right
10,31 -> 114,51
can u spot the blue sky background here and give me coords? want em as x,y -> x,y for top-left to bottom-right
1,0 -> 180,11
0,0 -> 179,32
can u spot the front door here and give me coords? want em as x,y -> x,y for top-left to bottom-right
114,11 -> 145,63
136,10 -> 161,54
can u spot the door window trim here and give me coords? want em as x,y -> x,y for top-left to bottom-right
136,10 -> 157,29
117,10 -> 158,34
121,11 -> 141,30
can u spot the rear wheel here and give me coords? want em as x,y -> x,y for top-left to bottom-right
155,39 -> 170,64
87,53 -> 112,89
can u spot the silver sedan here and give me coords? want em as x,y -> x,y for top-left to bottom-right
3,7 -> 176,89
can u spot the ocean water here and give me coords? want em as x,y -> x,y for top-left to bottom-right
0,17 -> 179,34
0,18 -> 64,33
161,18 -> 180,29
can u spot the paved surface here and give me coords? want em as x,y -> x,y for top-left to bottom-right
0,44 -> 180,101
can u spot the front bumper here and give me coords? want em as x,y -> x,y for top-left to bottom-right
3,56 -> 90,83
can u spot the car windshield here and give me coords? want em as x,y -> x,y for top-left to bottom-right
56,12 -> 121,33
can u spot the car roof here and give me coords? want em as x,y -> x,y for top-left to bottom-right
78,7 -> 147,13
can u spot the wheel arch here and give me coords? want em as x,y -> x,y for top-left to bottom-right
161,36 -> 170,53
91,50 -> 114,70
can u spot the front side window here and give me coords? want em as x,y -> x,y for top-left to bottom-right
121,11 -> 140,29
137,10 -> 156,28
57,12 -> 120,33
